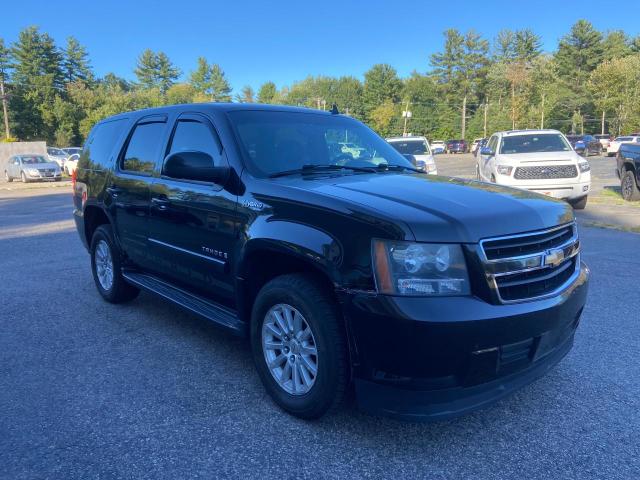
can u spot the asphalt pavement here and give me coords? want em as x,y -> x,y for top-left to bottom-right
1,187 -> 639,479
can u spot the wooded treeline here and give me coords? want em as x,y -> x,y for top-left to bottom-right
1,20 -> 639,146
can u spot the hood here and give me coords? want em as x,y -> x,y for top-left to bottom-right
498,151 -> 580,163
28,162 -> 60,170
268,173 -> 574,243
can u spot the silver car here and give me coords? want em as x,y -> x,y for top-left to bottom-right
4,154 -> 62,182
47,147 -> 69,170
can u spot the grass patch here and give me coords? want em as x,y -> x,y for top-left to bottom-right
589,186 -> 640,207
582,221 -> 640,234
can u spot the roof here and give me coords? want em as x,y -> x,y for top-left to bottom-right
498,129 -> 562,137
386,136 -> 427,142
101,102 -> 336,123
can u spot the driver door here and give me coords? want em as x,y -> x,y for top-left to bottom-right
481,135 -> 498,180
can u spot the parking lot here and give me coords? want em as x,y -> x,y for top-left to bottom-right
1,165 -> 639,479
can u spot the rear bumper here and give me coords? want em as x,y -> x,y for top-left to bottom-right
340,262 -> 589,421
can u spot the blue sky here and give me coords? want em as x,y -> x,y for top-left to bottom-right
4,0 -> 639,94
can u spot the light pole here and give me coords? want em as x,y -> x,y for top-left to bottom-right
402,101 -> 412,137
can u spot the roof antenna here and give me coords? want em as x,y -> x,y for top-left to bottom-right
330,103 -> 340,115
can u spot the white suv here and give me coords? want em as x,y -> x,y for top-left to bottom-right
386,136 -> 437,174
477,129 -> 591,209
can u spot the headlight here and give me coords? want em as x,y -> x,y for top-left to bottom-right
578,161 -> 590,173
426,163 -> 437,173
28,168 -> 40,175
372,240 -> 470,296
496,165 -> 513,175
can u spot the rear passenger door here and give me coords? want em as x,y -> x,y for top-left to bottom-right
147,113 -> 239,301
108,115 -> 168,269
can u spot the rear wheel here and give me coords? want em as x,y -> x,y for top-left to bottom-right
569,196 -> 588,210
251,274 -> 348,419
90,224 -> 139,303
4,171 -> 12,182
621,169 -> 640,201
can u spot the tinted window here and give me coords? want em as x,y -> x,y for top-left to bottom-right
488,135 -> 498,151
389,140 -> 430,155
122,122 -> 165,174
168,120 -> 221,165
229,111 -> 412,177
85,119 -> 127,169
500,134 -> 572,154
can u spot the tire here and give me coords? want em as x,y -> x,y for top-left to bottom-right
621,169 -> 640,201
250,274 -> 348,420
4,171 -> 12,182
475,164 -> 481,181
569,196 -> 588,210
490,174 -> 496,183
21,171 -> 28,183
90,224 -> 139,303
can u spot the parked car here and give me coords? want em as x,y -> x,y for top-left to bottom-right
63,147 -> 83,157
386,136 -> 437,174
477,129 -> 591,209
616,143 -> 640,201
446,139 -> 467,153
4,154 -> 62,182
430,140 -> 446,154
565,134 -> 602,156
47,147 -> 69,169
65,153 -> 80,175
471,138 -> 486,155
594,134 -> 612,150
73,104 -> 588,421
607,135 -> 640,157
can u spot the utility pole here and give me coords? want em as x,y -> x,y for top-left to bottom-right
461,95 -> 467,141
0,79 -> 9,140
483,101 -> 488,138
402,100 -> 412,137
601,110 -> 605,135
540,93 -> 545,129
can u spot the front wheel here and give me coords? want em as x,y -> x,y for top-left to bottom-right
21,171 -> 28,183
621,170 -> 640,201
569,196 -> 588,210
251,274 -> 348,420
4,171 -> 12,182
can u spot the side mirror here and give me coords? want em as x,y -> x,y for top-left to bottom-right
415,160 -> 426,172
70,154 -> 80,161
163,150 -> 230,184
480,146 -> 494,156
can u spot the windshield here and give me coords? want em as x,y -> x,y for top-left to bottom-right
64,148 -> 81,155
228,111 -> 414,177
616,137 -> 633,141
21,156 -> 48,164
500,134 -> 572,154
47,148 -> 65,156
388,139 -> 431,155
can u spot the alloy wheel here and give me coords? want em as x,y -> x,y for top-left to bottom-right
262,303 -> 318,395
95,240 -> 114,291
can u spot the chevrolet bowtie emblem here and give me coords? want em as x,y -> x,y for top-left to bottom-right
544,248 -> 565,267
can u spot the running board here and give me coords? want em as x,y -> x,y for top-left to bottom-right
122,270 -> 246,336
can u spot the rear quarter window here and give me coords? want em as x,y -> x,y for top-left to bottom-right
82,118 -> 128,170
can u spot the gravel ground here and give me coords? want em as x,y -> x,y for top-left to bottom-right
0,188 -> 639,480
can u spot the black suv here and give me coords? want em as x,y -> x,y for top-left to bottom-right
73,104 -> 589,421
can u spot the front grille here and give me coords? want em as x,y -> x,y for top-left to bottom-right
480,223 -> 580,303
514,165 -> 578,180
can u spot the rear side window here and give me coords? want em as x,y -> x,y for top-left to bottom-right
167,120 -> 222,165
121,121 -> 166,174
84,119 -> 127,169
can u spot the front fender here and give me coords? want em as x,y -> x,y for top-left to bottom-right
237,217 -> 343,285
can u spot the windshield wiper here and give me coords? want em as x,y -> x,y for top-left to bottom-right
269,164 -> 377,178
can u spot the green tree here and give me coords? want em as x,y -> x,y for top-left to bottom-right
11,26 -> 64,141
62,37 -> 93,84
257,81 -> 277,103
189,57 -> 232,102
236,85 -> 255,103
0,37 -> 13,139
134,49 -> 158,89
363,64 -> 402,119
155,52 -> 180,93
166,83 -> 195,104
602,30 -> 632,59
554,20 -> 604,119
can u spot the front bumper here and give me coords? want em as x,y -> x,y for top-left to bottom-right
341,262 -> 589,421
498,178 -> 590,200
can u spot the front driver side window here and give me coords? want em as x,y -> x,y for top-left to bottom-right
166,119 -> 222,169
